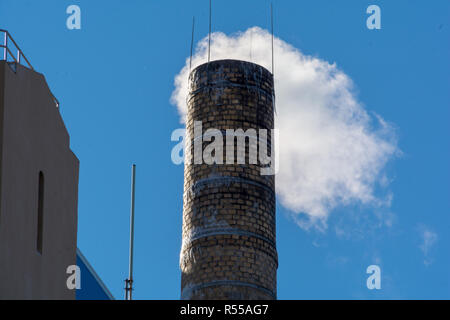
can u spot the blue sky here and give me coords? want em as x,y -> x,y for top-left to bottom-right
1,0 -> 449,299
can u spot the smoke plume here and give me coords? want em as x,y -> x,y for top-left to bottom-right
171,27 -> 399,229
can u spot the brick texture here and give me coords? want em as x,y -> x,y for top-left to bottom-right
180,60 -> 277,300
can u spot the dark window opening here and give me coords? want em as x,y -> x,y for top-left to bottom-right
37,171 -> 44,254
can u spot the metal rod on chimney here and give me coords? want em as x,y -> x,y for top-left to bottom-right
271,2 -> 274,76
208,0 -> 212,63
190,16 -> 195,71
125,164 -> 136,300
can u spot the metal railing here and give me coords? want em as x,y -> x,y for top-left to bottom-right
0,29 -> 60,108
0,29 -> 33,70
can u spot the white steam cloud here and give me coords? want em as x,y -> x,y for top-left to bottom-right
418,225 -> 438,266
171,27 -> 399,229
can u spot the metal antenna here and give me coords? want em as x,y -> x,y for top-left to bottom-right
190,16 -> 195,71
125,164 -> 136,300
208,0 -> 212,63
250,29 -> 253,61
271,3 -> 277,115
271,2 -> 274,76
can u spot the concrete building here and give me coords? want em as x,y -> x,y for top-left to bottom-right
0,31 -> 79,299
180,60 -> 277,300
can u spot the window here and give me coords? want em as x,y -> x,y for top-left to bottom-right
37,171 -> 44,254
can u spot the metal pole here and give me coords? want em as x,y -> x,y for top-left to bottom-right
208,0 -> 212,63
190,16 -> 195,71
271,3 -> 276,114
271,3 -> 274,76
125,164 -> 136,300
250,29 -> 253,61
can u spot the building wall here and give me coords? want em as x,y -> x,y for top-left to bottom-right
0,61 -> 79,299
180,60 -> 277,300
